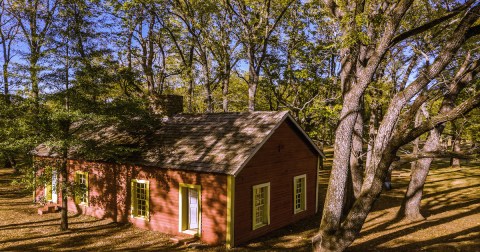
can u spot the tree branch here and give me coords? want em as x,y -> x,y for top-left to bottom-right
466,25 -> 480,39
400,92 -> 480,147
395,148 -> 480,165
321,0 -> 344,18
389,0 -> 476,47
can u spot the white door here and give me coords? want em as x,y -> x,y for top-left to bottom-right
51,171 -> 58,203
188,188 -> 199,229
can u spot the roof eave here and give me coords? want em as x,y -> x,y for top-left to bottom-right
285,113 -> 326,159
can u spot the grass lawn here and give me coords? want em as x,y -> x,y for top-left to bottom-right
0,151 -> 479,251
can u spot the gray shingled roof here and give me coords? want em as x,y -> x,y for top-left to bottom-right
34,111 -> 324,175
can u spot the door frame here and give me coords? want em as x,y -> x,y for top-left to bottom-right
44,171 -> 58,203
178,183 -> 201,237
187,188 -> 199,229
51,171 -> 58,203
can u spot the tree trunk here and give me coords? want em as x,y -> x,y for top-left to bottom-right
314,3 -> 480,251
349,111 -> 364,198
145,13 -> 156,95
314,149 -> 397,252
205,83 -> 214,113
3,63 -> 9,104
451,122 -> 462,167
222,63 -> 230,112
7,156 -> 17,173
200,51 -> 214,113
400,127 -> 441,221
30,54 -> 40,108
319,88 -> 363,235
187,46 -> 195,113
366,105 -> 379,169
60,155 -> 69,231
400,54 -> 478,221
247,62 -> 258,112
410,105 -> 424,169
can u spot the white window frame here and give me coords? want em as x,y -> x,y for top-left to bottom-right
293,174 -> 307,214
252,182 -> 270,230
131,179 -> 150,220
75,171 -> 89,205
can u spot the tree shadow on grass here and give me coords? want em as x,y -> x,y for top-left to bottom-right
0,216 -> 107,232
232,213 -> 322,251
347,204 -> 480,251
379,225 -> 480,252
0,219 -> 184,251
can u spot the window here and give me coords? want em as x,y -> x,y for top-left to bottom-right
131,179 -> 150,219
293,174 -> 307,213
252,182 -> 270,230
75,171 -> 89,205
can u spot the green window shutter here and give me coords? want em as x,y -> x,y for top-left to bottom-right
301,178 -> 306,210
293,178 -> 298,212
85,172 -> 89,206
145,181 -> 150,220
46,183 -> 52,201
131,180 -> 136,217
74,173 -> 80,204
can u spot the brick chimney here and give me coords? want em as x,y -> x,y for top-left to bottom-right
149,95 -> 183,117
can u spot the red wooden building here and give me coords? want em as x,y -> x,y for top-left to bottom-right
34,107 -> 324,247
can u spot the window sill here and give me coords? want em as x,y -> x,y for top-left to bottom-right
130,215 -> 149,221
252,223 -> 268,230
294,209 -> 306,214
181,229 -> 200,236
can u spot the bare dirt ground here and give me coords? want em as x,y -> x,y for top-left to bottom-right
0,151 -> 479,251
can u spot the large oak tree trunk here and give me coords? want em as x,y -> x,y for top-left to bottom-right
400,128 -> 441,221
314,3 -> 479,250
349,111 -> 364,199
314,149 -> 397,252
410,105 -> 425,169
365,105 -> 378,169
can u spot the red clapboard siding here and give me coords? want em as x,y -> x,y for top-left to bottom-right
234,119 -> 318,246
37,159 -> 228,244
